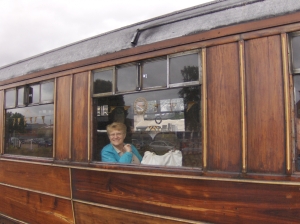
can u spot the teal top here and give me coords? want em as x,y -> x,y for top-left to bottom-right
101,143 -> 142,163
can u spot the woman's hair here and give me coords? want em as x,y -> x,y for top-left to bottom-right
106,122 -> 127,135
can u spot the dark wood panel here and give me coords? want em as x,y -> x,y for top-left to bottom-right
245,35 -> 285,174
0,216 -> 18,224
73,202 -> 186,224
56,75 -> 72,161
0,185 -> 73,224
0,160 -> 70,197
206,42 -> 241,172
72,169 -> 300,224
72,72 -> 88,162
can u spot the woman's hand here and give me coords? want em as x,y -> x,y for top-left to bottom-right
123,144 -> 132,153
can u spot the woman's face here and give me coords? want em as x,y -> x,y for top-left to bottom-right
108,129 -> 126,147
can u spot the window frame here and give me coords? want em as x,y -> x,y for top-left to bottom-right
3,79 -> 55,159
91,49 -> 203,167
289,31 -> 300,74
92,49 -> 203,98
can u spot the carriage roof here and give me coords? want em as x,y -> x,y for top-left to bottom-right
1,0 -> 300,82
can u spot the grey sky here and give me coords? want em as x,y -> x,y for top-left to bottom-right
0,0 -> 213,68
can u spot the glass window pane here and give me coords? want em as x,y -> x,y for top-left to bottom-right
4,104 -> 54,157
17,87 -> 25,106
142,57 -> 167,88
29,84 -> 40,104
41,81 -> 54,102
294,75 -> 300,171
291,35 -> 300,71
169,53 -> 199,84
93,86 -> 201,168
116,64 -> 137,92
93,69 -> 113,94
5,89 -> 16,108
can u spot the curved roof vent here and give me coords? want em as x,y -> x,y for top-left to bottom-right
131,29 -> 141,46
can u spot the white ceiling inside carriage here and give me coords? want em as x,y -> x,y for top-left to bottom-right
1,0 -> 300,82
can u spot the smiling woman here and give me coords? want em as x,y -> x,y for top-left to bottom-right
101,122 -> 142,163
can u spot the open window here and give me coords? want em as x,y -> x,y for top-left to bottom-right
92,50 -> 202,168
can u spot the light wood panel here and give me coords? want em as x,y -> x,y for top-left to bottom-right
73,202 -> 187,224
206,42 -> 241,172
245,35 -> 285,174
0,160 -> 70,197
56,75 -> 72,161
71,169 -> 300,224
72,72 -> 89,162
0,185 -> 73,224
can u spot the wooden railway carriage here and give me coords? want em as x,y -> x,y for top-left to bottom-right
1,0 -> 300,223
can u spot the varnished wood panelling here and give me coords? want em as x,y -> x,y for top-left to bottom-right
0,160 -> 70,197
56,75 -> 72,161
72,169 -> 300,224
73,202 -> 187,224
206,43 -> 241,172
0,216 -> 18,224
72,72 -> 88,162
245,35 -> 285,174
0,185 -> 73,224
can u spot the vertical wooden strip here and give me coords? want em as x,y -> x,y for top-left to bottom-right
56,76 -> 72,160
281,33 -> 292,174
69,168 -> 76,224
202,48 -> 207,170
72,72 -> 89,162
70,75 -> 73,160
53,78 -> 57,159
0,90 -> 3,155
239,40 -> 247,173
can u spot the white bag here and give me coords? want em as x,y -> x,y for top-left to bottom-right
141,150 -> 182,166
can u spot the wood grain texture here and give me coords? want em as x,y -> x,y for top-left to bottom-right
0,185 -> 73,224
0,160 -> 70,197
0,216 -> 18,224
72,169 -> 300,224
73,202 -> 187,224
206,42 -> 241,172
56,75 -> 72,161
72,72 -> 89,162
245,35 -> 285,174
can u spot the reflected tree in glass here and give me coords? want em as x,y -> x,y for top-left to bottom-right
178,66 -> 201,132
94,79 -> 113,94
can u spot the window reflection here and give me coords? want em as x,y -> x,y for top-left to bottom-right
5,89 -> 16,108
142,57 -> 167,88
17,87 -> 25,107
41,81 -> 54,102
5,104 -> 54,157
93,69 -> 113,94
93,86 -> 202,167
116,64 -> 137,92
294,75 -> 300,171
29,84 -> 40,104
291,35 -> 300,72
169,53 -> 199,84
